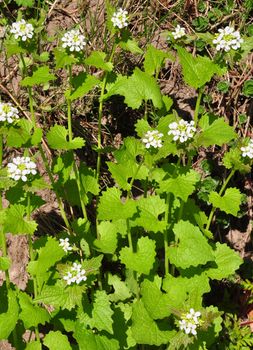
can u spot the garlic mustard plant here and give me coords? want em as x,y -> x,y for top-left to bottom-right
172,25 -> 186,39
10,19 -> 34,41
168,120 -> 196,143
61,29 -> 86,52
63,262 -> 87,285
142,130 -> 163,149
179,309 -> 201,335
59,238 -> 73,253
241,139 -> 253,159
7,156 -> 37,182
111,8 -> 128,29
0,102 -> 19,123
213,26 -> 243,52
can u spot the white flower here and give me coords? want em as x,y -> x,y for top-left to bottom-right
213,26 -> 243,52
10,19 -> 34,41
61,29 -> 86,52
168,119 -> 196,143
7,156 -> 37,182
241,139 -> 253,159
111,8 -> 128,29
179,308 -> 201,336
142,130 -> 163,149
59,238 -> 73,253
172,25 -> 186,40
63,262 -> 87,285
0,102 -> 19,123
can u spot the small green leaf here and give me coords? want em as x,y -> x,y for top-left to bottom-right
97,187 -> 137,221
94,221 -> 118,254
131,301 -> 176,345
118,31 -> 143,54
21,66 -> 56,87
209,187 -> 243,216
167,221 -> 214,269
54,48 -> 77,69
120,236 -> 156,275
46,125 -> 85,150
242,79 -> 253,97
43,331 -> 72,350
66,72 -> 100,101
19,292 -> 50,328
15,0 -> 34,6
108,274 -> 132,302
85,51 -> 113,71
3,204 -> 37,235
176,46 -> 226,89
0,290 -> 19,339
82,255 -> 103,275
144,45 -> 173,76
25,341 -> 42,350
223,148 -> 251,173
0,257 -> 11,271
104,68 -> 163,109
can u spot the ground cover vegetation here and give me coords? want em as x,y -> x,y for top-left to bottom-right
0,0 -> 253,349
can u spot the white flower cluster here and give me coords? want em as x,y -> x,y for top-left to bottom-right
241,139 -> 253,159
213,26 -> 243,52
168,119 -> 196,143
0,102 -> 19,123
179,308 -> 201,336
10,19 -> 34,41
142,130 -> 163,149
172,25 -> 186,39
59,238 -> 73,253
63,262 -> 87,285
7,156 -> 37,182
61,29 -> 86,52
111,8 -> 128,29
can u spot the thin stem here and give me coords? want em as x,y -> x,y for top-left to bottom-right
206,169 -> 235,231
193,86 -> 204,125
73,160 -> 88,220
164,193 -> 170,275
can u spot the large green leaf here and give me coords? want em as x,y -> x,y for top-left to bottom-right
144,45 -> 173,76
209,187 -> 243,216
108,274 -> 132,302
206,243 -> 242,280
65,72 -> 100,101
120,236 -> 156,275
0,290 -> 19,339
43,331 -> 72,350
176,46 -> 226,89
25,341 -> 42,350
94,221 -> 118,254
97,187 -> 137,221
54,48 -> 77,69
3,204 -> 37,235
131,301 -> 175,345
46,125 -> 85,150
19,292 -> 50,328
85,51 -> 113,71
223,148 -> 251,173
21,66 -> 56,87
167,221 -> 214,269
104,68 -> 163,109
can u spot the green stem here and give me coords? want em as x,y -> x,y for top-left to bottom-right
206,169 -> 235,231
164,193 -> 170,275
193,86 -> 204,125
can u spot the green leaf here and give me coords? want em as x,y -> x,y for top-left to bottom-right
43,331 -> 71,350
141,279 -> 171,319
223,148 -> 251,173
206,243 -> 242,280
104,68 -> 163,109
94,221 -> 118,254
242,79 -> 253,97
54,48 -> 77,69
7,120 -> 42,147
209,187 -> 243,216
19,292 -> 50,328
25,341 -> 42,350
0,168 -> 14,190
176,46 -> 226,89
85,51 -> 113,71
132,195 -> 167,232
158,168 -> 200,202
21,66 -> 56,87
108,274 -> 132,302
0,257 -> 11,271
79,164 -> 100,203
0,290 -> 19,339
114,137 -> 144,162
196,116 -> 236,147
131,301 -> 175,345
74,322 -> 119,350
46,125 -> 85,150
118,31 -> 143,54
120,236 -> 156,275
66,72 -> 100,101
82,255 -> 103,275
15,0 -> 34,6
97,187 -> 137,221
144,45 -> 172,76
3,204 -> 37,235
167,221 -> 214,269
28,237 -> 65,277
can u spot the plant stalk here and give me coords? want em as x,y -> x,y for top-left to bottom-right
193,86 -> 204,125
